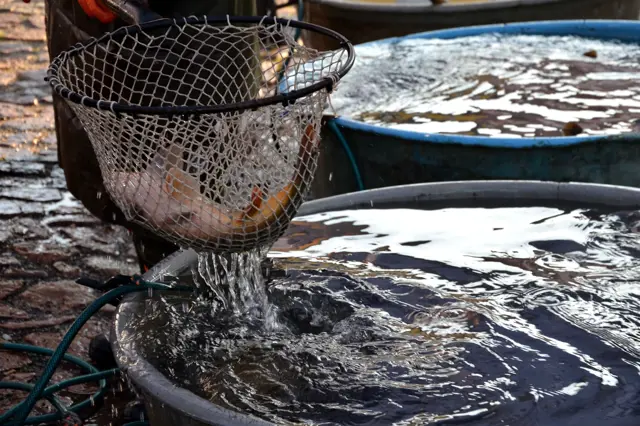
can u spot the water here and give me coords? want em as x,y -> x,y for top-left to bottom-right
331,34 -> 640,137
132,204 -> 640,425
192,250 -> 273,318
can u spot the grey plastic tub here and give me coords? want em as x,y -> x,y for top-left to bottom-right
302,0 -> 640,50
112,180 -> 640,426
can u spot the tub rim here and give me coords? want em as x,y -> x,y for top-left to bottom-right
331,19 -> 640,148
113,180 -> 640,426
305,0 -> 598,14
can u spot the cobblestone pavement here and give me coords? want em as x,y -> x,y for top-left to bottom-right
0,0 -> 300,423
0,0 -> 140,423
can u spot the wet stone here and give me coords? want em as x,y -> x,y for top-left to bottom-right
18,201 -> 44,215
0,92 -> 45,106
0,280 -> 23,300
8,218 -> 50,239
0,176 -> 44,188
0,148 -> 39,163
2,371 -> 36,383
51,369 -> 98,395
13,241 -> 74,264
24,331 -> 87,359
3,268 -> 48,279
0,41 -> 34,55
42,133 -> 56,145
0,130 -> 46,147
25,318 -> 107,359
0,315 -> 76,330
45,200 -> 85,216
0,352 -> 31,372
0,161 -> 46,176
63,227 -> 122,255
0,12 -> 24,29
0,390 -> 28,419
0,115 -> 54,131
16,68 -> 46,82
0,303 -> 28,319
86,256 -> 138,277
0,186 -> 62,202
0,254 -> 20,266
0,199 -> 20,216
52,261 -> 81,277
19,281 -> 96,313
35,149 -> 58,164
0,227 -> 10,243
0,27 -> 46,42
0,102 -> 33,119
43,214 -> 101,228
0,71 -> 13,85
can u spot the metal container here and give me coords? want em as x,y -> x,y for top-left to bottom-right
113,180 -> 640,426
310,20 -> 640,199
301,0 -> 640,50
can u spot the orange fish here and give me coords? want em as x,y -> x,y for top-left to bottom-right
112,123 -> 317,252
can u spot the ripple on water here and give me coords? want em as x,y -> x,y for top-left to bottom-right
132,206 -> 640,425
331,34 -> 640,137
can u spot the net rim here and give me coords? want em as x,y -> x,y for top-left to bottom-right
45,14 -> 355,117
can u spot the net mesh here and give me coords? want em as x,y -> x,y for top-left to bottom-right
47,17 -> 349,253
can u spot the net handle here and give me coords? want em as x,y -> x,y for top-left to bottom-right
45,15 -> 355,117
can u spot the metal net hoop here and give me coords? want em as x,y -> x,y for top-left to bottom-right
46,15 -> 354,254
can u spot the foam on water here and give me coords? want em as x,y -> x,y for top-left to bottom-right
131,205 -> 640,425
331,34 -> 640,137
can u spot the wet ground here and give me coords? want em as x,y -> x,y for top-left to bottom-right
0,0 -> 140,422
0,0 -> 300,424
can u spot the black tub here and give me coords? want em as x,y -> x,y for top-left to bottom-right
112,180 -> 640,426
302,0 -> 640,51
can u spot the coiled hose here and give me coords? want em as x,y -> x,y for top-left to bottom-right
0,276 -> 192,426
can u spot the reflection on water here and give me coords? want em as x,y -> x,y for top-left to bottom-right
131,206 -> 640,425
331,34 -> 640,138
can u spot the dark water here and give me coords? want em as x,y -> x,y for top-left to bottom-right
330,34 -> 640,138
130,206 -> 640,425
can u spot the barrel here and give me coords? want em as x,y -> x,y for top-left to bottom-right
112,180 -> 640,426
310,20 -> 640,199
301,0 -> 640,51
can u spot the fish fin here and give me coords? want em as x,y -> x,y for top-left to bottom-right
244,123 -> 316,224
163,167 -> 202,203
241,186 -> 264,218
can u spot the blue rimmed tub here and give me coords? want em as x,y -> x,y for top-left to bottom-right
306,20 -> 640,199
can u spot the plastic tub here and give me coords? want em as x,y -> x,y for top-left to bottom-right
112,180 -> 640,426
301,0 -> 640,50
310,20 -> 640,199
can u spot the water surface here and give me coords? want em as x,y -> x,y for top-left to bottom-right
331,34 -> 640,137
132,205 -> 640,425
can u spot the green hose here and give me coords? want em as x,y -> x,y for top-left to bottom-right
327,119 -> 365,191
0,276 -> 192,426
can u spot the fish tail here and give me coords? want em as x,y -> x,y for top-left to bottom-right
245,123 -> 317,226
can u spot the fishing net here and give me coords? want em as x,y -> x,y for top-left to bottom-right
46,16 -> 354,253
